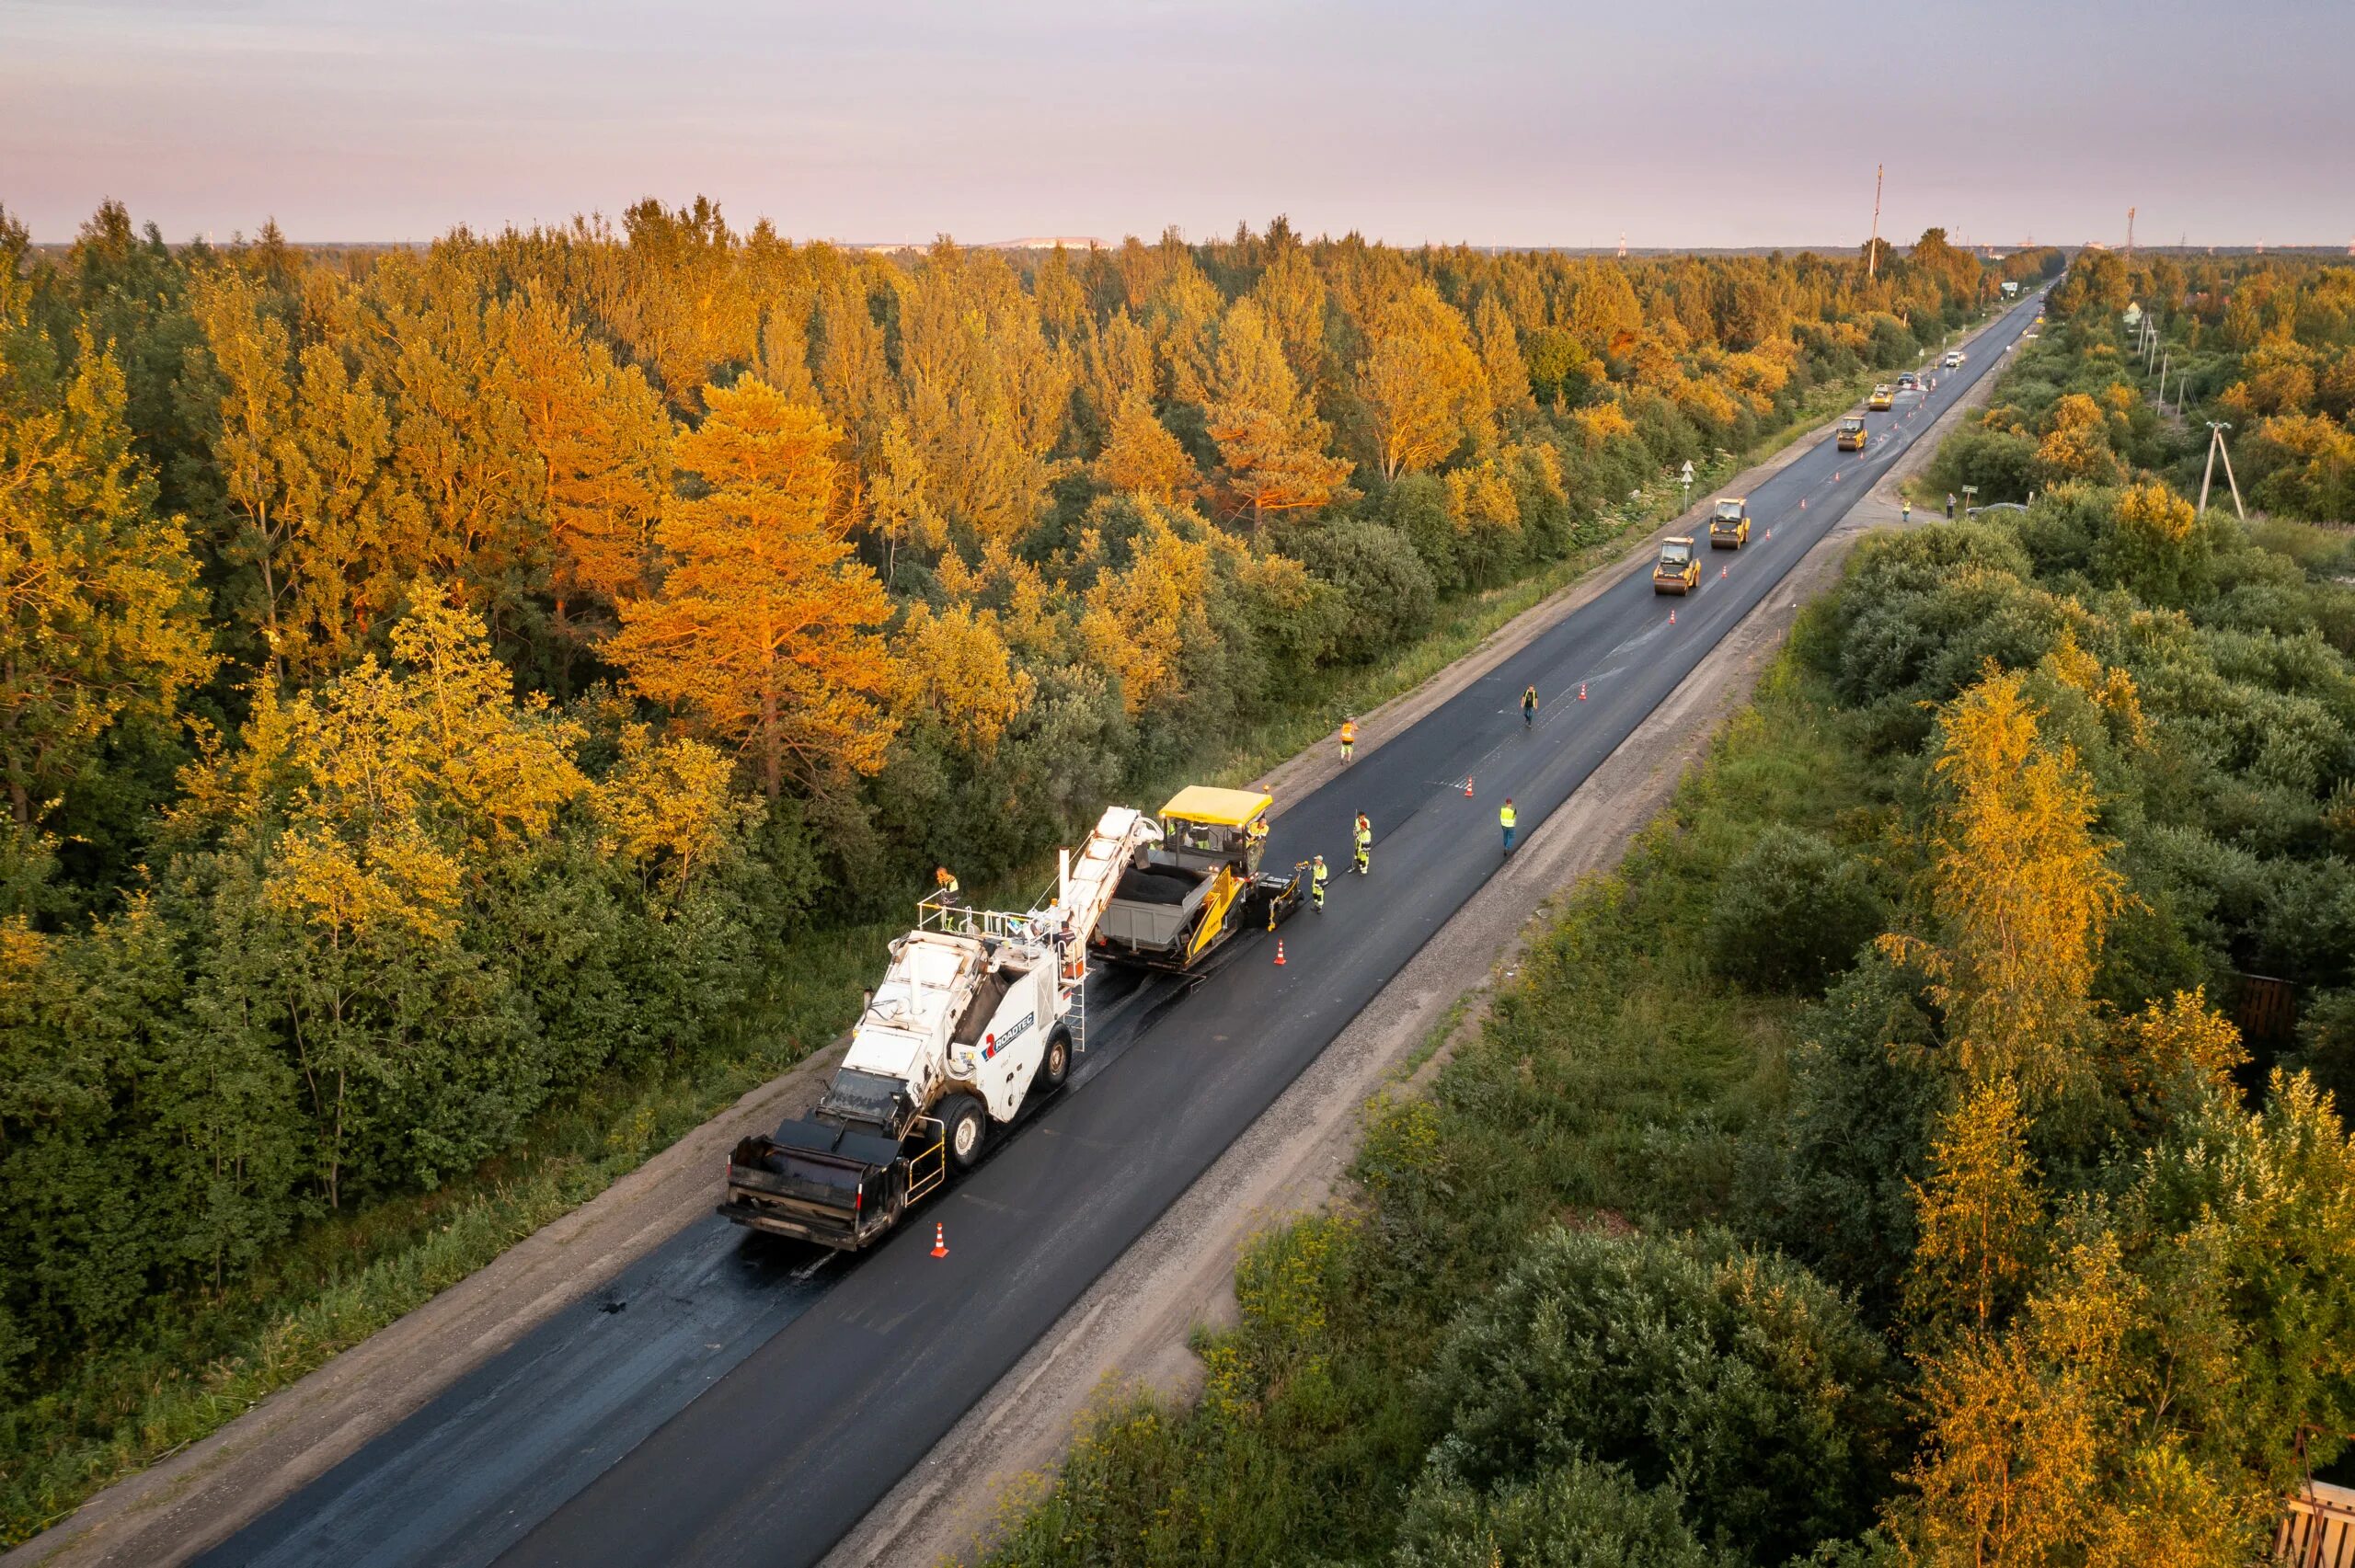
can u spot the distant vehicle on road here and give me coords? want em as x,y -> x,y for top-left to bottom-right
1942,349 -> 1965,368
1836,416 -> 1868,452
1867,384 -> 1894,411
1652,536 -> 1700,594
1896,371 -> 1920,393
1707,497 -> 1751,549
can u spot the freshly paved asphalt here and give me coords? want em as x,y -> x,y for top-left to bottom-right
201,291 -> 2046,1568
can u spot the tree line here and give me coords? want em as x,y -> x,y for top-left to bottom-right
0,199 -> 2037,1402
1929,248 -> 2355,522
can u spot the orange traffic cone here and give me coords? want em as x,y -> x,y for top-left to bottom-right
1274,940 -> 1286,967
1669,609 -> 1676,624
1463,776 -> 1474,797
1765,529 -> 1772,540
931,1222 -> 948,1258
1578,681 -> 1587,701
1800,497 -> 1807,509
1720,566 -> 1728,578
1835,470 -> 1842,481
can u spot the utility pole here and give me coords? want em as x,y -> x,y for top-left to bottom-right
2157,345 -> 2170,410
2125,205 -> 2135,257
2198,422 -> 2245,521
1867,164 -> 1884,280
1617,231 -> 1627,259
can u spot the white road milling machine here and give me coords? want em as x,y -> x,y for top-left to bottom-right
719,806 -> 1161,1249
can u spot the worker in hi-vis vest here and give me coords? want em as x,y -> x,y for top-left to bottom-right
1352,813 -> 1372,876
1311,853 -> 1330,910
1499,798 -> 1517,853
1338,716 -> 1357,764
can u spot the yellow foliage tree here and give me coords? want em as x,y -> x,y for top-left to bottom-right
1094,391 -> 1200,504
187,265 -> 304,672
1077,510 -> 1215,715
937,538 -> 1065,659
2035,394 -> 2125,485
2106,989 -> 2247,1107
1473,292 -> 1534,413
900,601 -> 1037,756
1247,247 -> 1329,392
1570,400 -> 1636,450
190,588 -> 590,1206
1,323 -> 216,833
610,381 -> 899,799
1908,1075 -> 2045,1337
592,722 -> 753,898
2039,627 -> 2146,749
1890,669 -> 2127,1093
1360,282 -> 1495,479
1907,1328 -> 2104,1568
1905,1237 -> 2133,1568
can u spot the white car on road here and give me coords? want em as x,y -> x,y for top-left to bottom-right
1941,349 -> 1964,369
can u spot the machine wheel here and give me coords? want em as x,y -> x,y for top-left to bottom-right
1034,1029 -> 1072,1093
941,1094 -> 989,1172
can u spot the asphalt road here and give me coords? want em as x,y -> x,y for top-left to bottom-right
201,291 -> 2045,1568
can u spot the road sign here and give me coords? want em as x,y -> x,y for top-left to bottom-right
1679,459 -> 1694,483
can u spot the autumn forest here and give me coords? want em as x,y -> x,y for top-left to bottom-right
2,199 -> 2047,1527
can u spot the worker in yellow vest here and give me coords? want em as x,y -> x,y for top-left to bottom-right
1499,798 -> 1517,853
1352,813 -> 1372,876
1311,853 -> 1330,910
1339,716 -> 1357,764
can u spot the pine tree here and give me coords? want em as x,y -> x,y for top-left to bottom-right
1202,299 -> 1352,532
1094,391 -> 1200,503
608,382 -> 898,799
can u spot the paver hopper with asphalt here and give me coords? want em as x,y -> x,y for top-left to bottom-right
1093,786 -> 1302,972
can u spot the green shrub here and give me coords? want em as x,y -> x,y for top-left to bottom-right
1775,955 -> 1946,1318
1394,1456 -> 1706,1568
1925,427 -> 2039,504
1704,826 -> 1882,995
1291,519 -> 1440,664
2285,988 -> 2355,1117
1420,1226 -> 1900,1563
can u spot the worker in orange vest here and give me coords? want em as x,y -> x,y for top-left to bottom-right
1338,716 -> 1357,764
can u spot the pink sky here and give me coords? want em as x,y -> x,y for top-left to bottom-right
5,0 -> 2350,248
